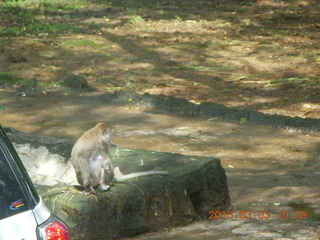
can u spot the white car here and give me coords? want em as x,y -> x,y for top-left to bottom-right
0,125 -> 70,240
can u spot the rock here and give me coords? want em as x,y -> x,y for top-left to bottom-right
13,143 -> 76,186
5,129 -> 231,240
231,223 -> 267,234
63,74 -> 90,89
40,149 -> 230,240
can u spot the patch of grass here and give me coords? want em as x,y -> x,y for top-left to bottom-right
63,0 -> 86,10
104,27 -> 116,32
126,8 -> 136,15
39,3 -> 59,12
1,0 -> 35,8
0,22 -> 80,36
65,39 -> 108,49
126,0 -> 137,8
174,15 -> 182,22
275,29 -> 292,36
0,26 -> 22,36
216,21 -> 232,28
28,23 -> 80,34
158,9 -> 166,15
0,1 -> 83,36
0,6 -> 35,25
127,15 -> 145,24
0,72 -> 35,87
1,0 -> 86,10
201,39 -> 228,49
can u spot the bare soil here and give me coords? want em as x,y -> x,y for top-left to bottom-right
0,0 -> 320,238
0,0 -> 319,118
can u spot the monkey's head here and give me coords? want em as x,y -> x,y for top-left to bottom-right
96,123 -> 114,145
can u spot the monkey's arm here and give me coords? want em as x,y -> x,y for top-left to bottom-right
113,171 -> 168,182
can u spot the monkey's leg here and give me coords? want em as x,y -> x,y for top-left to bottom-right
78,159 -> 96,195
83,186 -> 96,196
75,170 -> 96,195
83,175 -> 96,195
99,167 -> 111,192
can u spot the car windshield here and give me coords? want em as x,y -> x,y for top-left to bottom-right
0,148 -> 30,220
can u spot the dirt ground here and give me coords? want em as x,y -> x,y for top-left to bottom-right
0,0 -> 319,118
0,0 -> 320,238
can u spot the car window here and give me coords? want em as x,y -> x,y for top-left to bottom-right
0,149 -> 30,220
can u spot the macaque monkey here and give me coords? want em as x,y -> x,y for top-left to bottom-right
71,123 -> 168,195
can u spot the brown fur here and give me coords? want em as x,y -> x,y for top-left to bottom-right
71,123 -> 114,195
71,123 -> 168,195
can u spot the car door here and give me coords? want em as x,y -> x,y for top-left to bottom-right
0,137 -> 39,240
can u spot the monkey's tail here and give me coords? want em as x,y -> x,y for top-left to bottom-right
113,171 -> 168,182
